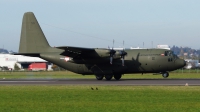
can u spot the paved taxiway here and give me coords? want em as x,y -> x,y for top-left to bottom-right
0,79 -> 200,85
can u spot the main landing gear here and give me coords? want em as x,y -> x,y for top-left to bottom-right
162,72 -> 169,78
114,74 -> 122,80
105,74 -> 113,80
95,74 -> 122,80
95,75 -> 104,80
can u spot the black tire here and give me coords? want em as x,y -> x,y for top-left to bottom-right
162,72 -> 169,78
95,75 -> 104,80
114,74 -> 122,80
105,74 -> 113,80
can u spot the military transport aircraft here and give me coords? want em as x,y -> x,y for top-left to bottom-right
16,12 -> 186,80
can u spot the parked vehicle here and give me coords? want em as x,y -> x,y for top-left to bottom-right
28,63 -> 47,71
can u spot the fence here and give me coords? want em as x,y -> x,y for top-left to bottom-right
172,68 -> 200,73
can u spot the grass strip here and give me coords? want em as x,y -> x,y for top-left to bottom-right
0,71 -> 200,79
0,86 -> 200,112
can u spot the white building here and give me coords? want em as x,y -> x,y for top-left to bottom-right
157,45 -> 170,50
0,54 -> 52,70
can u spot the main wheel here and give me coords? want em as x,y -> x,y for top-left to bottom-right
105,74 -> 113,80
95,75 -> 104,80
114,74 -> 122,80
162,72 -> 169,78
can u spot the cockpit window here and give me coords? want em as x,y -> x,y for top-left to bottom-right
165,51 -> 178,59
165,51 -> 172,56
164,51 -> 175,56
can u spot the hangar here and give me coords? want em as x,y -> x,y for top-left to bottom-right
0,54 -> 52,71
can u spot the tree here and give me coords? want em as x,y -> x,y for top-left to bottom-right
51,64 -> 66,71
14,63 -> 20,70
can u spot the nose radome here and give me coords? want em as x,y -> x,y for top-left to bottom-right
183,60 -> 186,66
176,59 -> 186,68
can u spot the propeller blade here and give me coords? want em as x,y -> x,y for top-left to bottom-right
110,56 -> 113,64
109,39 -> 116,65
122,57 -> 124,66
120,43 -> 127,66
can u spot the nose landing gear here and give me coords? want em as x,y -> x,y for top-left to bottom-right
162,72 -> 169,78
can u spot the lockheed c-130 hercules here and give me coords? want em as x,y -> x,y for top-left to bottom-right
16,12 -> 186,80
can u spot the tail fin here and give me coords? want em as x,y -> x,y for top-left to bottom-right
19,12 -> 50,53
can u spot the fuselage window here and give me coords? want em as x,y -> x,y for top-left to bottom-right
168,58 -> 173,62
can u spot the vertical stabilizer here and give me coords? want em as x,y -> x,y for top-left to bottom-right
19,12 -> 50,53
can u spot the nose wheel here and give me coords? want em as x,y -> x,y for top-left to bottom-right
162,72 -> 169,78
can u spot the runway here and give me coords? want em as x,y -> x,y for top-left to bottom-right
0,79 -> 200,85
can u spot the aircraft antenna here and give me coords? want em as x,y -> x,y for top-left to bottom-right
112,39 -> 114,49
123,40 -> 124,49
143,42 -> 144,48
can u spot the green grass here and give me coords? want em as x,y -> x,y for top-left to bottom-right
0,86 -> 200,112
1,71 -> 200,79
0,71 -> 88,79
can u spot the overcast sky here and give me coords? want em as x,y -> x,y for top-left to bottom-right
1,0 -> 200,51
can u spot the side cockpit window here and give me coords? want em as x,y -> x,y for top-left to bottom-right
164,50 -> 178,61
165,51 -> 170,56
164,51 -> 174,56
165,51 -> 167,56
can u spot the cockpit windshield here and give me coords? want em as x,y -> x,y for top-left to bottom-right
165,51 -> 176,56
165,51 -> 178,59
164,51 -> 173,56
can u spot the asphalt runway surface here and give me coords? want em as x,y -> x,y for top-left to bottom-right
0,79 -> 200,86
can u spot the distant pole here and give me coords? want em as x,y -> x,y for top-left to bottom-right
151,41 -> 153,48
143,42 -> 144,48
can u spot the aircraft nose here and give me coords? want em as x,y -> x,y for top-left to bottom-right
176,59 -> 186,68
184,60 -> 186,66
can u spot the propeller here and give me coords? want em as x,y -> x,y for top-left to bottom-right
120,41 -> 127,66
109,40 -> 116,64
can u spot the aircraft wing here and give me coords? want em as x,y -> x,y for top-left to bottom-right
56,46 -> 103,59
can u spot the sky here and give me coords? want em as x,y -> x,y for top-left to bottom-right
1,0 -> 200,51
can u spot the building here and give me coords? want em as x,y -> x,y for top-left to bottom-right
157,45 -> 170,50
0,54 -> 52,70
